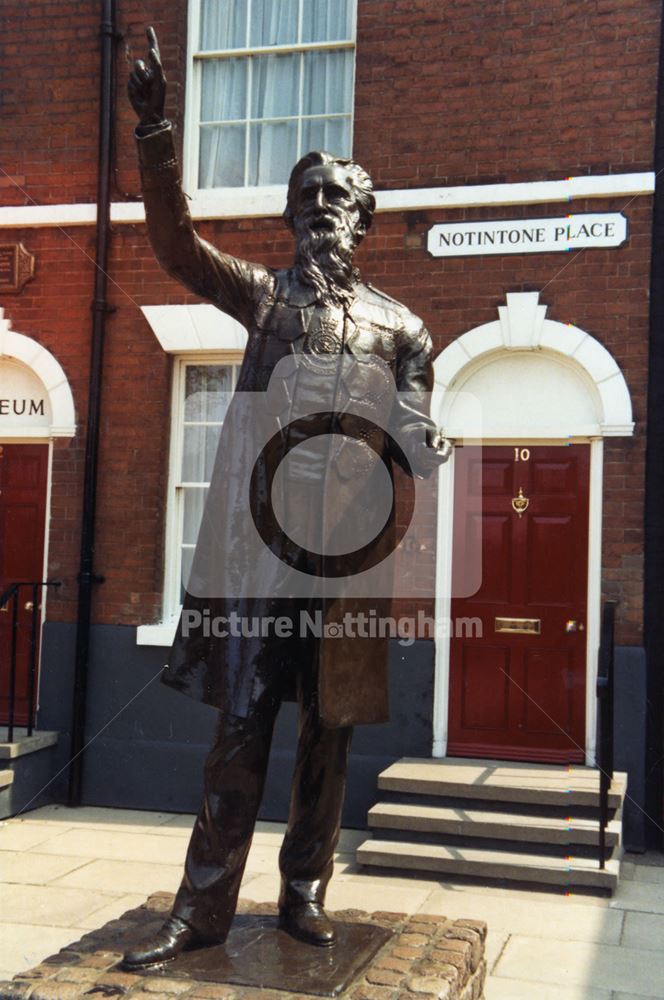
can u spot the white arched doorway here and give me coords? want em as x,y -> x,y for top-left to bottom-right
431,292 -> 633,764
0,308 -> 76,727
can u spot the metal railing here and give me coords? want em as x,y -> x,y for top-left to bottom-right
0,580 -> 61,743
596,599 -> 617,869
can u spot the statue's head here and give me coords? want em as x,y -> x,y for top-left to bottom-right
283,151 -> 375,246
283,152 -> 375,303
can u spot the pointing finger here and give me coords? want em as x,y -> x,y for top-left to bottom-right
145,25 -> 162,66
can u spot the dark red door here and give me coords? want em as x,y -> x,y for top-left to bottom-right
448,444 -> 590,763
0,444 -> 48,726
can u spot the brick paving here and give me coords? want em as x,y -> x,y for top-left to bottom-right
3,806 -> 664,998
0,893 -> 486,1000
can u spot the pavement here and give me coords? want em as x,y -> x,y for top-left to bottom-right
0,805 -> 663,999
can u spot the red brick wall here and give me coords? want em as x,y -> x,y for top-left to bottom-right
355,0 -> 660,187
2,1 -> 658,203
5,195 -> 645,644
0,0 -> 655,649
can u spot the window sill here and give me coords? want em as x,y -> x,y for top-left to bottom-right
136,621 -> 178,647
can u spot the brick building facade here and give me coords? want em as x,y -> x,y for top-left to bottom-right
0,1 -> 661,846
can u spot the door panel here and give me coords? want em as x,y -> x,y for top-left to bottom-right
448,444 -> 589,763
0,444 -> 48,726
523,649 -> 575,735
526,516 -> 574,605
460,645 -> 510,730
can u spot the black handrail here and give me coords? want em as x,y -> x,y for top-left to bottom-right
1,580 -> 61,743
596,599 -> 617,869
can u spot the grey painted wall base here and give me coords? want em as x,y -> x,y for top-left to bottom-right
37,624 -> 434,827
613,645 -> 647,852
36,624 -> 648,849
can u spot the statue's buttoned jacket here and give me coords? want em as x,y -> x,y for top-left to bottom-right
138,125 -> 439,727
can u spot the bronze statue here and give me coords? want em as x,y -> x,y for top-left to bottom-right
123,28 -> 451,970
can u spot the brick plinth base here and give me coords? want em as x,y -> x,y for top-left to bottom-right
0,893 -> 486,1000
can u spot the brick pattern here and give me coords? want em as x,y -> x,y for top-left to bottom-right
0,2 -> 653,646
2,193 -> 650,643
0,1 -> 659,200
354,0 -> 660,187
0,895 -> 486,1000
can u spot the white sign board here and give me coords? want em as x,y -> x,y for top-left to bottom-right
427,213 -> 627,257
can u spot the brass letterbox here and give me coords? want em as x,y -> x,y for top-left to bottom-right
494,617 -> 541,635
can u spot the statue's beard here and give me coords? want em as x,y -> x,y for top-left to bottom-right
293,217 -> 359,307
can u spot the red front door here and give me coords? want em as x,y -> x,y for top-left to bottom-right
0,444 -> 48,726
448,444 -> 590,763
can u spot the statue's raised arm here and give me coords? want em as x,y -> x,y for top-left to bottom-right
129,27 -> 270,326
128,26 -> 167,131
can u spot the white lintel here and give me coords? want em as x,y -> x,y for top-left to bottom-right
0,172 -> 654,228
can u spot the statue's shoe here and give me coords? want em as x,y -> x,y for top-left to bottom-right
278,901 -> 336,947
123,915 -> 199,970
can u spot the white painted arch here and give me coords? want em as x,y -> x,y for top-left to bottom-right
432,291 -> 633,438
431,291 -> 634,765
0,308 -> 76,438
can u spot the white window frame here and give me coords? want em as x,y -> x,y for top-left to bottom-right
163,352 -> 244,624
183,0 -> 358,195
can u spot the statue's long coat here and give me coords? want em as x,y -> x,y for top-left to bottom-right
138,125 -> 440,727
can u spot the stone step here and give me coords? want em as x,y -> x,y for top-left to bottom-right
0,769 -> 14,790
0,729 -> 58,760
368,801 -> 622,846
378,757 -> 627,809
356,837 -> 621,890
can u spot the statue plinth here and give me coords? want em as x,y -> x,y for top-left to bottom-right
0,893 -> 487,1000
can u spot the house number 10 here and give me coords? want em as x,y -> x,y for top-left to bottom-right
514,447 -> 531,461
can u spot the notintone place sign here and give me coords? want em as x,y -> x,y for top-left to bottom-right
427,212 -> 627,257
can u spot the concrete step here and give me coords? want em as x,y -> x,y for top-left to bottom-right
368,801 -> 622,846
378,757 -> 627,809
356,837 -> 621,890
0,769 -> 14,790
0,729 -> 58,760
0,730 -> 59,819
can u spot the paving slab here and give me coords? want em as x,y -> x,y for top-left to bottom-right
51,857 -> 184,896
0,923 -> 88,981
625,850 -> 664,868
244,842 -> 288,874
629,863 -> 664,884
335,869 -> 444,892
34,827 -> 189,865
621,910 -> 664,951
609,880 -> 664,914
484,930 -> 508,973
494,934 -> 664,995
484,976 -> 612,999
325,874 -> 434,913
0,883 -> 121,927
612,994 -> 664,1000
0,822 -> 61,852
75,894 -> 155,930
13,804 -> 179,831
435,876 -> 610,907
418,887 -> 624,943
0,851 -> 91,885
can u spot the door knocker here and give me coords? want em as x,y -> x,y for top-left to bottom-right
512,486 -> 529,518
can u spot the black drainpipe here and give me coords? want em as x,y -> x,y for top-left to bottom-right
643,5 -> 664,848
67,0 -> 117,806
